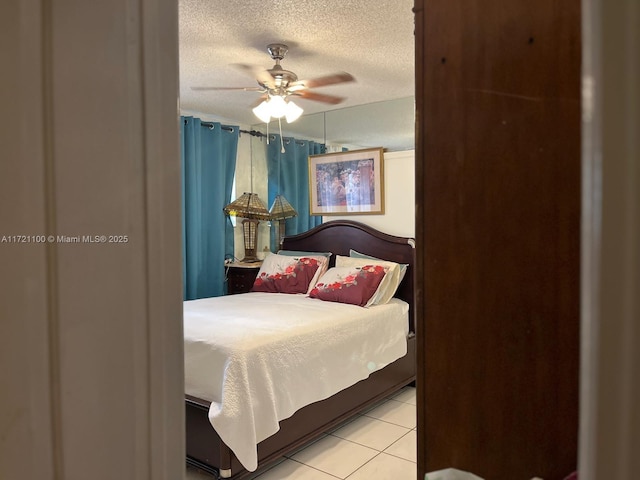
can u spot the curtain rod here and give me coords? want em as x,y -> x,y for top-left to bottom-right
184,118 -> 260,137
197,122 -> 267,138
239,129 -> 268,138
194,121 -> 320,145
197,122 -> 234,132
194,120 -> 321,145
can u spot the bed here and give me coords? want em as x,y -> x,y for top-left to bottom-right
185,220 -> 417,479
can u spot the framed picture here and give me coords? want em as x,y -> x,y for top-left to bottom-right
309,147 -> 384,215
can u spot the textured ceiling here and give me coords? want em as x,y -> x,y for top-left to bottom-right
179,0 -> 415,127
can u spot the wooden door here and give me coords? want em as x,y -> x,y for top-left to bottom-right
414,0 -> 581,478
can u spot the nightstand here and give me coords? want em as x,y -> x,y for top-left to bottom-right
226,262 -> 262,294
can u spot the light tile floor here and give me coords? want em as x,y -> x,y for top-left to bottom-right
186,386 -> 417,480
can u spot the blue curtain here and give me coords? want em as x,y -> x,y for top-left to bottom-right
181,116 -> 238,300
267,135 -> 324,251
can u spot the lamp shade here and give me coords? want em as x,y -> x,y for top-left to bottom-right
269,194 -> 298,220
223,192 -> 271,220
269,194 -> 298,251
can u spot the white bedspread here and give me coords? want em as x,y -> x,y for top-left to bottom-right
183,292 -> 409,472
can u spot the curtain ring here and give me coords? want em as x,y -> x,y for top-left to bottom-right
208,124 -> 214,130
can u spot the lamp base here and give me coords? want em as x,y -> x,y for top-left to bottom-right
239,255 -> 260,263
275,219 -> 286,252
241,218 -> 260,264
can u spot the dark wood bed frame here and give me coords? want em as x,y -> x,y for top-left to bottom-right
185,220 -> 417,479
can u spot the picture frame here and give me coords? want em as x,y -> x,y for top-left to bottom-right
308,147 -> 385,215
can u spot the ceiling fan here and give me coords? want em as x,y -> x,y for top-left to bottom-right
191,43 -> 356,123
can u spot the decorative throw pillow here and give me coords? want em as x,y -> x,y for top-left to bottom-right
275,251 -> 330,292
349,248 -> 408,289
309,265 -> 388,307
336,254 -> 404,305
251,253 -> 325,294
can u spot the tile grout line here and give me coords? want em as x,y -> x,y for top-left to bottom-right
382,429 -> 418,463
380,450 -> 418,464
360,412 -> 417,429
326,434 -> 406,453
343,451 -> 385,480
286,457 -> 350,479
328,426 -> 412,451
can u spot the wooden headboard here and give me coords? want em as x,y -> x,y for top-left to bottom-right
282,220 -> 417,333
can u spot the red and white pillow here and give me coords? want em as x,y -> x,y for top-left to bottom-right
251,253 -> 329,294
334,255 -> 404,305
308,264 -> 389,307
250,250 -> 405,308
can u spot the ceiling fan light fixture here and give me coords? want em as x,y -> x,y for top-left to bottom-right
267,95 -> 287,118
285,100 -> 303,123
252,95 -> 304,124
252,101 -> 272,123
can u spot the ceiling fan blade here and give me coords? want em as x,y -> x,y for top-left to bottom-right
292,90 -> 346,105
249,95 -> 269,109
191,86 -> 264,91
232,63 -> 275,89
288,72 -> 355,91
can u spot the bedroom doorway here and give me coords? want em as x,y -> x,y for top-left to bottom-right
4,0 -> 638,479
179,1 -> 417,479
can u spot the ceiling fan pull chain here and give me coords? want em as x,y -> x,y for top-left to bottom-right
278,117 -> 285,153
